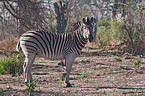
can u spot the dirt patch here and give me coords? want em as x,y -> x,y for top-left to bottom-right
0,48 -> 145,96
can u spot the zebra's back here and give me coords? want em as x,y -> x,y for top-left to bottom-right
18,30 -> 83,60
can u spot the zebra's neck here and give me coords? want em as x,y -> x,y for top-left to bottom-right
71,31 -> 88,55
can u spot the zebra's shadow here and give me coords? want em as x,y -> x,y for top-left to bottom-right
32,63 -> 63,76
80,49 -> 123,57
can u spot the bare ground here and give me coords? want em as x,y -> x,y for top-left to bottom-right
0,48 -> 145,96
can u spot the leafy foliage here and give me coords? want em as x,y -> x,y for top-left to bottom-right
121,1 -> 145,54
0,53 -> 24,76
97,18 -> 124,48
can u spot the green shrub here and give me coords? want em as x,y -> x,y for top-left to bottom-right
0,53 -> 24,76
0,64 -> 4,74
97,18 -> 124,48
98,17 -> 111,28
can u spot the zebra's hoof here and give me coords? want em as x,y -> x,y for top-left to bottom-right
24,80 -> 34,85
66,83 -> 72,87
24,81 -> 28,85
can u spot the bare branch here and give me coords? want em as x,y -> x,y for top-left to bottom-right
3,1 -> 20,19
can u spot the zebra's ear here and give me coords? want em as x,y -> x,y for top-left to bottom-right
83,17 -> 90,25
87,17 -> 90,24
83,18 -> 86,24
90,17 -> 96,23
91,17 -> 94,23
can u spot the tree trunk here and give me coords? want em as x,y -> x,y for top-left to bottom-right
112,0 -> 118,19
121,0 -> 125,17
54,1 -> 68,33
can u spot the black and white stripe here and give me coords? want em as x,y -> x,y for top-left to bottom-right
16,17 -> 97,87
17,30 -> 87,59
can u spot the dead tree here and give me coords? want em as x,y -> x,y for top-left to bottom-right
121,0 -> 125,17
53,1 -> 68,33
112,0 -> 118,19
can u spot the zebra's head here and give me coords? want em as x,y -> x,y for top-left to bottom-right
82,17 -> 97,42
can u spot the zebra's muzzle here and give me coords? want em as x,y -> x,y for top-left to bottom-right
89,34 -> 93,42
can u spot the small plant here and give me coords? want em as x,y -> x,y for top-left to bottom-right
134,58 -> 141,72
59,73 -> 66,81
85,79 -> 89,83
81,71 -> 91,78
126,94 -> 130,96
114,57 -> 122,62
25,81 -> 36,93
96,87 -> 99,90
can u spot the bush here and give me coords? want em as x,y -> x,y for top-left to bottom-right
97,18 -> 124,48
121,2 -> 145,54
0,53 -> 24,76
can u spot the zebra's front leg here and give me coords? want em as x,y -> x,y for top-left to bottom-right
65,55 -> 75,87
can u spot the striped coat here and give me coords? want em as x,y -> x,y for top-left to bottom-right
17,30 -> 87,60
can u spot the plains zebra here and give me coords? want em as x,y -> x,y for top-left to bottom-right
16,17 -> 97,87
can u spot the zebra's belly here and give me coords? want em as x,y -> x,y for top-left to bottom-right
40,53 -> 65,60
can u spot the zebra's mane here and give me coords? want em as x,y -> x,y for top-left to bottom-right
68,21 -> 87,34
66,22 -> 88,39
47,21 -> 83,35
69,21 -> 82,32
40,21 -> 87,39
71,21 -> 89,39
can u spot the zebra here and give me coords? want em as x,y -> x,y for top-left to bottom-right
16,17 -> 97,87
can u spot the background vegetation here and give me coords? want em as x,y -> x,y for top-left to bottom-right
0,0 -> 144,54
0,0 -> 144,75
0,52 -> 24,76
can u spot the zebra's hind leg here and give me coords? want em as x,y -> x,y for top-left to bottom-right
23,54 -> 36,83
65,54 -> 75,87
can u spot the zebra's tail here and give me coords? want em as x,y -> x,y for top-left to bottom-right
16,40 -> 21,52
